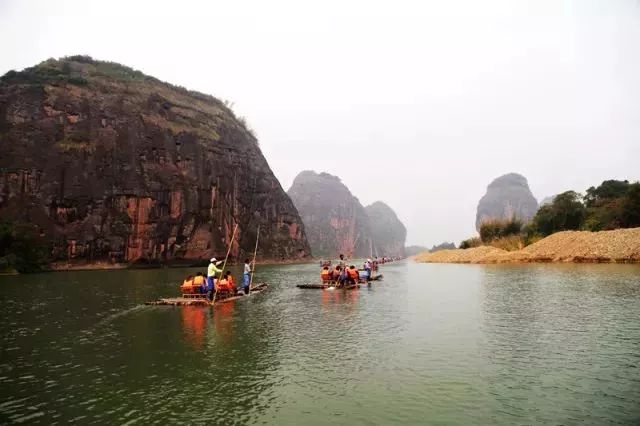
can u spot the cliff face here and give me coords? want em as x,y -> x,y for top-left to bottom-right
0,56 -> 310,264
365,201 -> 406,257
288,171 -> 372,258
476,173 -> 539,230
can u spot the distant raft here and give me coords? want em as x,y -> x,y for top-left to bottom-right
296,283 -> 360,290
146,283 -> 268,306
296,273 -> 384,290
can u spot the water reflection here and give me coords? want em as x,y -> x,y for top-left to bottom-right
181,307 -> 207,350
212,301 -> 236,345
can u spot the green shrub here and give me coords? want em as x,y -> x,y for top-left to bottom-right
459,237 -> 482,249
479,217 -> 523,243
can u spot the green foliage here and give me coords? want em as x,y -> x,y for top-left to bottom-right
529,191 -> 586,236
0,60 -> 87,86
583,181 -> 640,231
479,217 -> 523,243
0,222 -> 50,273
620,183 -> 640,227
584,180 -> 630,208
459,237 -> 482,249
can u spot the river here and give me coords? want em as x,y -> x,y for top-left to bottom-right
1,261 -> 639,424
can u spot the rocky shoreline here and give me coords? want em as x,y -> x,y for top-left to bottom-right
415,228 -> 640,264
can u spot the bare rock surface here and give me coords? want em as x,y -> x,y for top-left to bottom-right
476,173 -> 539,230
0,56 -> 310,265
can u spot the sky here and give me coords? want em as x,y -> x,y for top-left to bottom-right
1,0 -> 639,246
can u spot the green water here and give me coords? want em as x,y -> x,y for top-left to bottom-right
1,262 -> 639,424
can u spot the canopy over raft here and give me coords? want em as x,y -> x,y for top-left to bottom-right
146,283 -> 268,306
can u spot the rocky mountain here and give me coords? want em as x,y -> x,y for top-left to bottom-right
476,173 -> 539,230
365,201 -> 406,258
288,171 -> 373,258
0,56 -> 310,265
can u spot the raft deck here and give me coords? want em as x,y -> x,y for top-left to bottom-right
146,283 -> 268,306
296,283 -> 360,290
296,274 -> 383,290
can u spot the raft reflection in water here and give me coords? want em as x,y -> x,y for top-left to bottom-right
180,301 -> 237,349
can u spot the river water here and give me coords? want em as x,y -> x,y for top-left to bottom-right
1,261 -> 639,424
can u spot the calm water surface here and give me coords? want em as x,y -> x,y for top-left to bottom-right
1,261 -> 639,424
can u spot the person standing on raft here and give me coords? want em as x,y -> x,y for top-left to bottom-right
207,257 -> 223,300
243,258 -> 252,294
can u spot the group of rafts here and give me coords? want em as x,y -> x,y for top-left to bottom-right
147,225 -> 266,307
146,226 -> 386,307
296,255 -> 384,290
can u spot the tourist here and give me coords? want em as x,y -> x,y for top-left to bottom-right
347,265 -> 360,285
243,258 -> 252,294
193,272 -> 206,294
332,266 -> 342,285
321,266 -> 331,283
181,275 -> 195,294
226,271 -> 236,293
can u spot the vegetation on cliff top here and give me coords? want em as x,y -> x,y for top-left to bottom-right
0,55 -> 257,139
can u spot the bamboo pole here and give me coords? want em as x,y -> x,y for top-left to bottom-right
213,223 -> 238,302
248,224 -> 260,295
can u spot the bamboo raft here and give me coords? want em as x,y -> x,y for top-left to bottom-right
297,283 -> 360,290
296,274 -> 383,290
146,283 -> 268,306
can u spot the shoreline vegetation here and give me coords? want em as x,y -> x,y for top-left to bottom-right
414,227 -> 640,264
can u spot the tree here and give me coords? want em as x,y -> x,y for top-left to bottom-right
530,191 -> 585,236
584,180 -> 629,208
620,183 -> 640,228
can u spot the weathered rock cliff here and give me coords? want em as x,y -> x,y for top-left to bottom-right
288,171 -> 372,258
365,201 -> 406,257
476,173 -> 539,230
0,56 -> 310,265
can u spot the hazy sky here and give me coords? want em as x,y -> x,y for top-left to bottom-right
1,0 -> 639,246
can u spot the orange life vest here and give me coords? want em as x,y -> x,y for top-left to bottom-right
348,269 -> 359,279
193,276 -> 205,286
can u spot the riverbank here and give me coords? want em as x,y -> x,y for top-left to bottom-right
415,227 -> 640,264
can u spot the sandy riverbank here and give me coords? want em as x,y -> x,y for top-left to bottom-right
415,228 -> 640,264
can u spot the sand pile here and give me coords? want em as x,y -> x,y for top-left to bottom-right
415,228 -> 640,264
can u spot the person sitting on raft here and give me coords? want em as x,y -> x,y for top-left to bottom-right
226,271 -> 236,293
321,266 -> 331,284
332,266 -> 342,286
347,265 -> 360,285
192,272 -> 206,294
181,275 -> 195,294
216,271 -> 235,296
